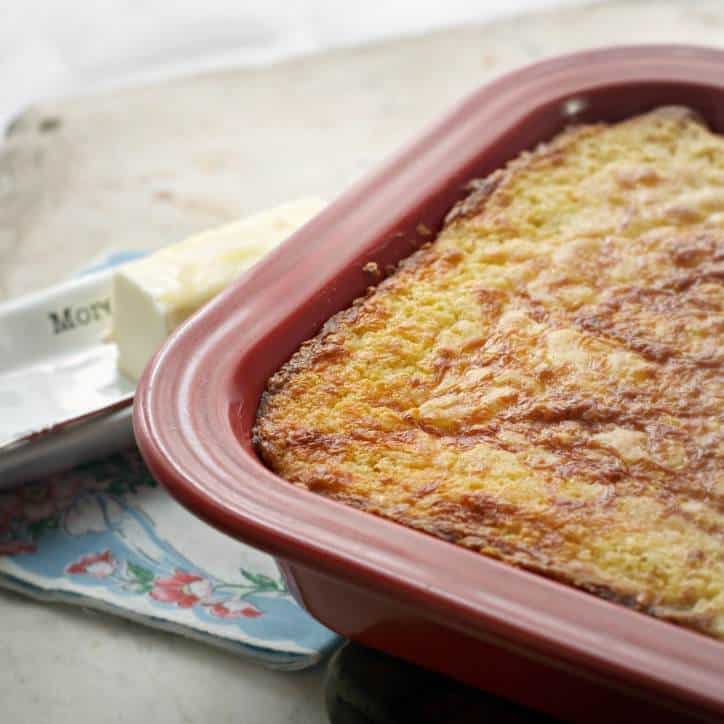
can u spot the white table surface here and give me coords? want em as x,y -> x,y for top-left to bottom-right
0,0 -> 586,133
0,589 -> 326,723
2,2 -> 723,722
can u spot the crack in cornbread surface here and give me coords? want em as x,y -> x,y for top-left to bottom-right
254,107 -> 724,639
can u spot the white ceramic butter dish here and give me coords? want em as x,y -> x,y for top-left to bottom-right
0,267 -> 135,488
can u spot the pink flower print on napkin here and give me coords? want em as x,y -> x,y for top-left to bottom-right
20,480 -> 84,522
0,540 -> 36,556
0,496 -> 23,532
206,600 -> 262,619
150,570 -> 213,608
66,550 -> 117,578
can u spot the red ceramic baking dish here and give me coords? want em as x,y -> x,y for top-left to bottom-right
134,46 -> 724,722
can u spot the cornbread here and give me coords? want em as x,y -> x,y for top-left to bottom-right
254,107 -> 724,639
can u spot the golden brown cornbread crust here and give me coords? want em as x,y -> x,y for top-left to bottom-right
254,107 -> 724,639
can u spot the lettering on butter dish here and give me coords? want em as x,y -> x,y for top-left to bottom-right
48,299 -> 111,334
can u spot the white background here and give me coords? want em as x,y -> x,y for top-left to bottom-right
1,0 -> 591,132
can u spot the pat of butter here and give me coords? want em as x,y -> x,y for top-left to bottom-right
113,197 -> 324,381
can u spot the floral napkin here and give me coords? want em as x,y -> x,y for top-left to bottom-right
0,448 -> 339,668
